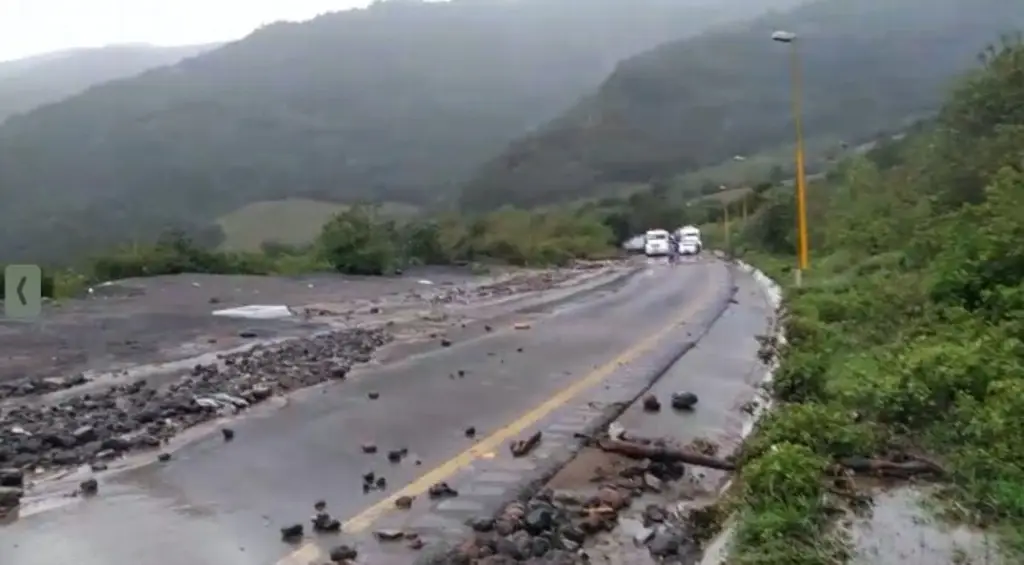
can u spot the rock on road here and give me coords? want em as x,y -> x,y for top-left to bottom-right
1,259 -> 734,565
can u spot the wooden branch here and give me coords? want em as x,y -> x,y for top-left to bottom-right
833,456 -> 945,479
595,439 -> 737,471
596,439 -> 945,479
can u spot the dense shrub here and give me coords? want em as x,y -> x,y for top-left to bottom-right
728,38 -> 1024,563
62,203 -> 619,287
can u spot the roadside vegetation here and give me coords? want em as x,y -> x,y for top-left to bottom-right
719,38 -> 1024,564
19,204 -> 626,299
23,154 -> 769,299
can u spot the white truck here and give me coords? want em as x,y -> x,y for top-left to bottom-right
643,229 -> 672,256
675,225 -> 702,255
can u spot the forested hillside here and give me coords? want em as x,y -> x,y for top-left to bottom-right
460,0 -> 1024,210
0,44 -> 216,122
0,0 -> 806,264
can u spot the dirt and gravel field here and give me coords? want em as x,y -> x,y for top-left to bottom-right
0,265 -> 610,386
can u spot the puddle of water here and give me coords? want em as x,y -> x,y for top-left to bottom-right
848,486 -> 1005,565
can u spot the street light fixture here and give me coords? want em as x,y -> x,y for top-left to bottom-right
772,29 -> 809,287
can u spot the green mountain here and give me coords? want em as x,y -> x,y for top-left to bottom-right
0,43 -> 217,123
0,0 -> 806,264
459,0 -> 1024,210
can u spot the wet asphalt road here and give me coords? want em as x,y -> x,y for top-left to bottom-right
1,259 -> 731,565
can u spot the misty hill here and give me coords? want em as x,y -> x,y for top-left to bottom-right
0,43 -> 217,122
459,0 -> 1024,210
0,0 -> 808,264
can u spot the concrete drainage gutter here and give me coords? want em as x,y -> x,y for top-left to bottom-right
413,257 -> 784,565
490,266 -> 742,511
697,259 -> 784,565
402,262 -> 740,560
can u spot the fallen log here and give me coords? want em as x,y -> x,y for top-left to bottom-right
596,439 -> 945,479
595,439 -> 737,471
833,456 -> 945,479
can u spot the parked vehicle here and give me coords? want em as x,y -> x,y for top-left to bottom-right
679,238 -> 701,255
622,235 -> 646,254
643,229 -> 672,256
675,225 -> 702,255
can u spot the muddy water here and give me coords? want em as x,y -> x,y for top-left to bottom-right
848,486 -> 1004,565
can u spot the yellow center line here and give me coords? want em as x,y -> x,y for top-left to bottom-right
277,267 -> 715,565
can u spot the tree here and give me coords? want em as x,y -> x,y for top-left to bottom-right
317,206 -> 398,275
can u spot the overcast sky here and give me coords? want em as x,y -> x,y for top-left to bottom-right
0,0 -> 375,62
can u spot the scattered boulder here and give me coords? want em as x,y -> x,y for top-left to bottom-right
642,504 -> 666,524
648,529 -> 682,557
465,426 -> 477,438
221,428 -> 235,441
374,529 -> 405,541
688,437 -> 718,456
0,468 -> 24,488
597,486 -> 628,510
642,394 -> 661,412
510,431 -> 542,458
361,443 -> 378,454
670,391 -> 699,410
368,391 -> 380,400
280,523 -> 304,541
329,544 -> 357,562
312,511 -> 341,532
395,495 -> 414,509
79,478 -> 99,496
428,482 -> 458,499
469,517 -> 495,532
0,486 -> 22,510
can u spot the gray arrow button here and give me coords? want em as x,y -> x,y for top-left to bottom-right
4,264 -> 41,320
17,275 -> 27,304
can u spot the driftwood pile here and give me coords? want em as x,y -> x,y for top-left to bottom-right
589,437 -> 945,480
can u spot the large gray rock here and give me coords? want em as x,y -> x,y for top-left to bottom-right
0,486 -> 23,508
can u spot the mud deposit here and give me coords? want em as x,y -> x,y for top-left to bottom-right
848,486 -> 1004,565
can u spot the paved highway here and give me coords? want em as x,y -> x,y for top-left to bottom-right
1,258 -> 734,565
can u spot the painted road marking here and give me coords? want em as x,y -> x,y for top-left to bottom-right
277,268 -> 716,564
278,541 -> 324,565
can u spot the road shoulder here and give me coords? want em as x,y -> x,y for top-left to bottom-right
364,262 -> 772,564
